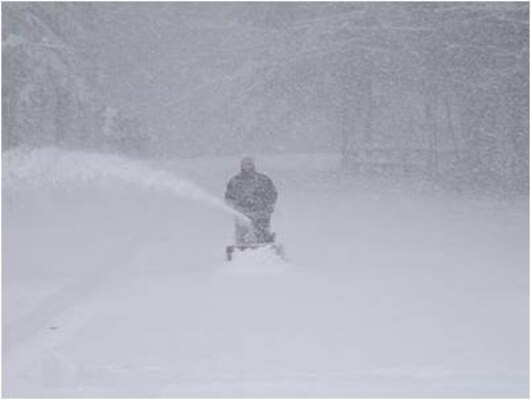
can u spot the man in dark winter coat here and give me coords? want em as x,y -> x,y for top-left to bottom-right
225,157 -> 278,245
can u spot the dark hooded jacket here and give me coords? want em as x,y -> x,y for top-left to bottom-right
225,171 -> 277,217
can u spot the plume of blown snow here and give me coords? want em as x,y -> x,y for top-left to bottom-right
3,147 -> 248,222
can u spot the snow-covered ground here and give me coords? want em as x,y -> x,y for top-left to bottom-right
3,148 -> 529,397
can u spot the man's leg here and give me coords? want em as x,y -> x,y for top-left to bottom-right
253,215 -> 272,243
236,218 -> 254,245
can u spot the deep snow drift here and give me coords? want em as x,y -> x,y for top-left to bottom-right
3,148 -> 529,397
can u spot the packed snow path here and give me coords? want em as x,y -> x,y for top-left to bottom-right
3,150 -> 528,396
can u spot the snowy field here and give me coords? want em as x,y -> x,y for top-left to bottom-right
3,148 -> 529,397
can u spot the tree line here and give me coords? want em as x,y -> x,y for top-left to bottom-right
2,3 -> 528,192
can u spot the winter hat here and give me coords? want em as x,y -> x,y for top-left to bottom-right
241,156 -> 256,172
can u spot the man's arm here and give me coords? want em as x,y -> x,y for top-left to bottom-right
265,177 -> 277,213
225,178 -> 237,206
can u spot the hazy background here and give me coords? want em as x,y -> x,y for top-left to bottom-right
3,2 -> 529,193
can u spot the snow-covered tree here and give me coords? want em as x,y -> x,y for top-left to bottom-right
2,3 -> 150,156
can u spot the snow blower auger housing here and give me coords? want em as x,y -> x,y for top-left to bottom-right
226,232 -> 285,261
